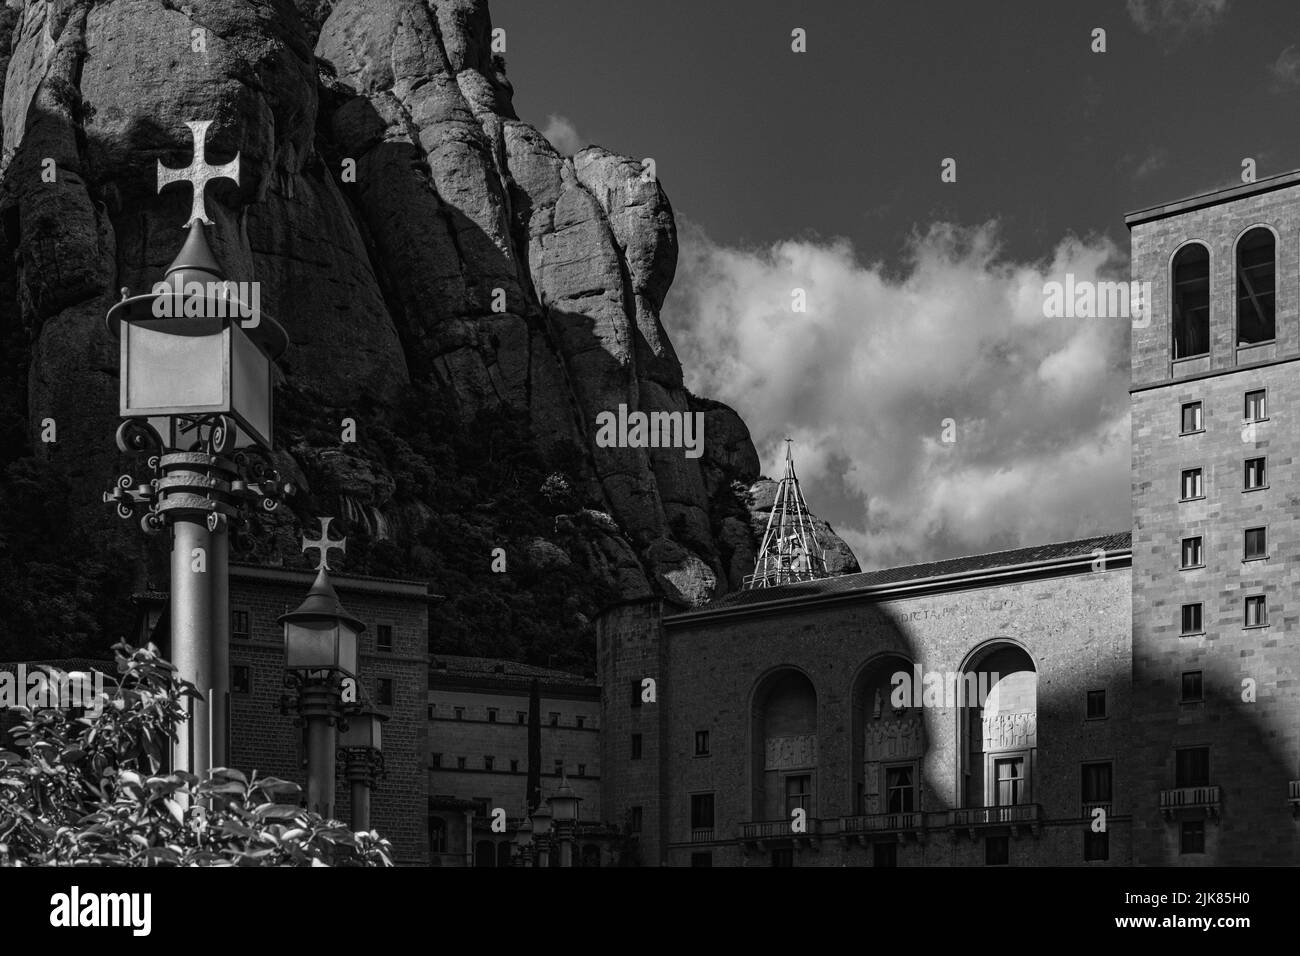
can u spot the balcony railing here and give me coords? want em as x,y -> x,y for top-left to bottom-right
1288,781 -> 1300,816
1081,801 -> 1112,820
1159,786 -> 1220,817
741,818 -> 821,841
840,811 -> 924,834
946,804 -> 1041,827
690,828 -> 714,843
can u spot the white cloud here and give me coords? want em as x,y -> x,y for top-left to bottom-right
1270,45 -> 1300,91
1126,0 -> 1228,36
541,114 -> 586,157
664,219 -> 1132,570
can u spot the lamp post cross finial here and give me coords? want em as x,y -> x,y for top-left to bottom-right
157,120 -> 241,227
303,517 -> 346,571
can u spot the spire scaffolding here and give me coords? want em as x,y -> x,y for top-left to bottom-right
743,439 -> 830,589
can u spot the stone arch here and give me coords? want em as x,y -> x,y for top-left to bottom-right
956,640 -> 1038,809
749,666 -> 819,822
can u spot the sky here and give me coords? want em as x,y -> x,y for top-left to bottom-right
494,0 -> 1300,569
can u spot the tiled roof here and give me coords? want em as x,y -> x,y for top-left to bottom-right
429,654 -> 595,687
688,531 -> 1132,614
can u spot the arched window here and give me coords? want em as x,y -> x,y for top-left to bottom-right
1172,243 -> 1210,359
851,655 -> 924,819
474,840 -> 496,867
750,669 -> 818,822
428,816 -> 447,855
959,644 -> 1037,809
1237,228 -> 1276,345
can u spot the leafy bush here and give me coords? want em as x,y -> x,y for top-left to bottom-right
0,643 -> 392,867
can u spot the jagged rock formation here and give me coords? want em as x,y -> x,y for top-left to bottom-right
0,0 -> 760,659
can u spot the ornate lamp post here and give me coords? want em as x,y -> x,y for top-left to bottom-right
103,119 -> 290,776
547,772 -> 583,867
339,705 -> 387,831
530,804 -> 554,868
279,520 -> 361,818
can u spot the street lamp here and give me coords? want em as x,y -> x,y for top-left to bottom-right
530,804 -> 554,868
546,773 -> 583,867
102,119 -> 291,778
339,705 -> 387,831
280,525 -> 362,819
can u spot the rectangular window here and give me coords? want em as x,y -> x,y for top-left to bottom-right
454,706 -> 465,721
1245,457 -> 1267,490
1181,671 -> 1204,702
771,848 -> 794,867
510,759 -> 518,773
994,757 -> 1026,806
231,609 -> 251,641
1180,468 -> 1203,500
427,704 -> 434,720
690,793 -> 715,829
985,835 -> 1009,866
487,708 -> 497,723
549,712 -> 560,727
1082,763 -> 1112,806
456,756 -> 466,770
1085,689 -> 1107,720
1180,603 -> 1203,635
1244,594 -> 1268,627
631,733 -> 643,760
873,842 -> 898,867
1084,829 -> 1109,862
629,806 -> 643,833
690,852 -> 713,867
376,624 -> 393,653
1180,820 -> 1205,855
517,711 -> 526,724
694,730 -> 710,756
483,755 -> 494,771
576,715 -> 586,729
1175,747 -> 1210,788
231,664 -> 250,695
431,752 -> 442,768
1244,527 -> 1267,560
378,678 -> 394,706
577,763 -> 586,777
784,774 -> 812,815
1180,536 -> 1203,568
630,679 -> 643,708
1180,401 -> 1203,434
1245,389 -> 1267,422
553,759 -> 563,776
885,765 -> 915,813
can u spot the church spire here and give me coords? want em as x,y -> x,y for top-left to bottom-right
744,439 -> 830,589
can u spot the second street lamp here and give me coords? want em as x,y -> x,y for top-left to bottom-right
339,705 -> 387,831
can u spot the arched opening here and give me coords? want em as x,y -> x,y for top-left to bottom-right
496,841 -> 512,867
750,669 -> 818,821
851,655 -> 924,818
428,815 -> 447,857
474,840 -> 496,867
959,644 -> 1037,810
1172,243 -> 1210,358
581,843 -> 601,867
1237,228 -> 1276,345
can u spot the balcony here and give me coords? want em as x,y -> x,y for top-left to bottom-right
740,818 -> 822,849
839,812 -> 925,845
942,804 -> 1042,839
1081,801 -> 1112,822
1288,781 -> 1300,817
690,827 -> 714,843
1159,785 -> 1220,818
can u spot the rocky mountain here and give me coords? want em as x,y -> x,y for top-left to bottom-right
0,0 -> 772,664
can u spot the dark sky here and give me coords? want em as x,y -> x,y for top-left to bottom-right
493,0 -> 1300,568
496,0 -> 1300,263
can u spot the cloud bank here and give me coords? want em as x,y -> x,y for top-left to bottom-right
664,219 -> 1133,570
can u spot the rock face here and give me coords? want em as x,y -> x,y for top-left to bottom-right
0,0 -> 759,613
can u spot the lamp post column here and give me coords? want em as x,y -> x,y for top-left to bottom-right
209,520 -> 230,768
170,516 -> 213,775
300,683 -> 338,818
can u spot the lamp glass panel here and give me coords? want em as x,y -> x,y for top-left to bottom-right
229,323 -> 271,448
284,620 -> 340,670
124,317 -> 225,414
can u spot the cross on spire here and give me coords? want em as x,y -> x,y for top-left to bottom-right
302,517 -> 346,571
157,120 -> 241,227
